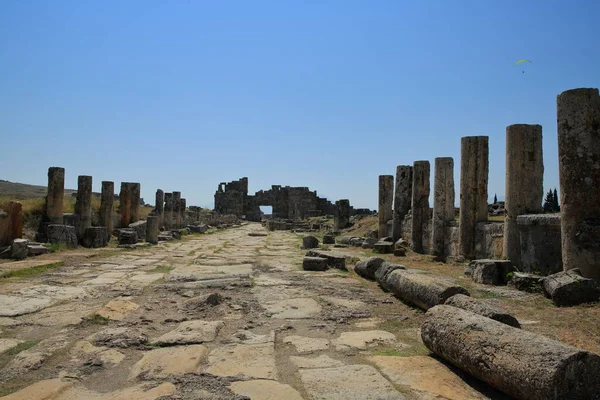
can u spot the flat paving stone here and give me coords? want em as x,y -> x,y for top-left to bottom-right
96,298 -> 140,320
229,380 -> 303,400
152,320 -> 224,345
264,298 -> 321,319
0,295 -> 53,317
130,345 -> 208,379
331,330 -> 397,351
15,285 -> 87,301
290,354 -> 344,369
0,378 -> 72,400
299,364 -> 406,400
283,335 -> 330,353
206,343 -> 276,379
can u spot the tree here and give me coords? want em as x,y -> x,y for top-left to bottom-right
493,193 -> 497,204
552,188 -> 560,212
543,189 -> 554,212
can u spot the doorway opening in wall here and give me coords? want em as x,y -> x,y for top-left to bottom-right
260,206 -> 273,221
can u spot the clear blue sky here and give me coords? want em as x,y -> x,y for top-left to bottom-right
1,1 -> 598,210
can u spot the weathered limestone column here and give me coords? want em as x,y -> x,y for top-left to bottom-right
131,183 -> 141,222
557,88 -> 600,281
173,191 -> 181,229
7,201 -> 23,242
378,175 -> 394,238
119,183 -> 134,227
392,166 -> 413,242
459,136 -> 489,260
411,161 -> 431,253
155,189 -> 164,227
333,199 -> 350,231
180,198 -> 187,226
146,215 -> 159,244
45,167 -> 65,224
432,158 -> 455,257
75,175 -> 92,239
503,124 -> 544,266
100,181 -> 114,235
164,193 -> 173,230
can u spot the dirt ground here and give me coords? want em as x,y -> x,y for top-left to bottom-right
0,222 -> 598,399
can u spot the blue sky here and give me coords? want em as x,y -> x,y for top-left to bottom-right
1,1 -> 598,209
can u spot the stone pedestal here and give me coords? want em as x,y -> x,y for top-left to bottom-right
459,136 -> 489,260
392,165 -> 412,242
173,192 -> 181,229
45,167 -> 65,224
164,193 -> 173,230
7,201 -> 23,243
82,227 -> 109,248
155,189 -> 164,227
333,199 -> 350,231
100,181 -> 114,236
411,161 -> 430,253
75,175 -> 92,239
146,216 -> 159,244
432,158 -> 454,258
503,124 -> 543,267
378,175 -> 394,238
557,88 -> 600,281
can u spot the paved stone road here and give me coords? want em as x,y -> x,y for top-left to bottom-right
0,223 -> 500,399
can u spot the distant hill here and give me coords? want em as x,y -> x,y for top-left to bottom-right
0,180 -> 77,199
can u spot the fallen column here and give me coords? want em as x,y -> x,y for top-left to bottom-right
75,175 -> 92,239
386,270 -> 469,310
444,293 -> 520,327
431,157 -> 454,258
392,165 -> 412,242
421,305 -> 600,400
411,161 -> 430,253
378,176 -> 394,238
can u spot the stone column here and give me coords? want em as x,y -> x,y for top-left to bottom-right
173,191 -> 181,229
119,183 -> 134,227
557,88 -> 600,281
146,215 -> 159,244
100,181 -> 114,239
155,189 -> 164,227
392,165 -> 413,242
503,124 -> 544,266
333,199 -> 350,231
378,175 -> 394,238
180,198 -> 187,226
432,157 -> 455,258
459,136 -> 489,260
75,175 -> 92,239
45,167 -> 65,224
411,161 -> 431,253
7,201 -> 23,242
131,183 -> 141,222
164,193 -> 173,230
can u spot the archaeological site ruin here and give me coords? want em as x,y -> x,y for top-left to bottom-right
0,88 -> 599,399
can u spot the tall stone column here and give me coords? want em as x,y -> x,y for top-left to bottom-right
7,201 -> 23,242
173,192 -> 181,229
411,161 -> 431,253
180,198 -> 187,226
503,124 -> 544,266
75,175 -> 92,239
459,136 -> 489,260
557,88 -> 600,281
432,157 -> 455,258
131,183 -> 141,222
155,189 -> 164,227
45,167 -> 65,224
164,193 -> 173,230
100,181 -> 114,235
392,165 -> 413,242
378,175 -> 394,238
146,215 -> 159,244
120,183 -> 132,227
333,199 -> 350,231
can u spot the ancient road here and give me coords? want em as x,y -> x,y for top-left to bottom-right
0,223 -> 497,400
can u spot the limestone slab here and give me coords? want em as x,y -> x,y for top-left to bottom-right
206,343 -> 276,379
264,298 -> 321,319
0,378 -> 72,400
229,380 -> 303,400
15,285 -> 87,301
130,345 -> 208,379
96,298 -> 139,320
60,382 -> 176,400
299,364 -> 405,400
290,354 -> 344,369
283,335 -> 330,353
0,295 -> 53,317
153,320 -> 224,345
332,330 -> 396,351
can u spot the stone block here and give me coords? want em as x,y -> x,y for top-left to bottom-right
305,250 -> 346,270
508,272 -> 544,293
517,214 -> 562,275
302,235 -> 319,249
302,257 -> 328,271
541,269 -> 600,307
373,241 -> 393,254
469,259 -> 514,285
393,248 -> 406,257
322,235 -> 335,244
82,227 -> 109,248
189,224 -> 208,234
128,221 -> 146,242
361,237 -> 378,249
47,224 -> 78,248
27,244 -> 49,256
118,230 -> 137,245
10,239 -> 29,260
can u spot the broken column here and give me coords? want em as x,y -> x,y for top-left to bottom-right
378,175 -> 394,238
503,124 -> 544,267
459,136 -> 489,260
164,193 -> 173,229
411,161 -> 430,253
120,183 -> 133,227
333,199 -> 350,231
75,175 -> 92,239
155,189 -> 164,227
45,167 -> 65,224
131,183 -> 141,222
180,198 -> 186,226
432,157 -> 455,258
7,201 -> 23,243
173,191 -> 181,229
146,215 -> 159,244
557,88 -> 600,282
100,181 -> 114,235
392,165 -> 413,242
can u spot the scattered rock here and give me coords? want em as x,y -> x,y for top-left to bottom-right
89,327 -> 148,348
302,256 -> 328,271
508,271 -> 544,293
393,248 -> 406,257
373,241 -> 393,254
361,237 -> 378,249
183,293 -> 223,309
10,239 -> 29,260
541,269 -> 600,306
305,250 -> 346,270
302,235 -> 319,249
322,235 -> 335,244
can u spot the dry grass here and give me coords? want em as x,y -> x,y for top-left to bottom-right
345,215 -> 378,237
